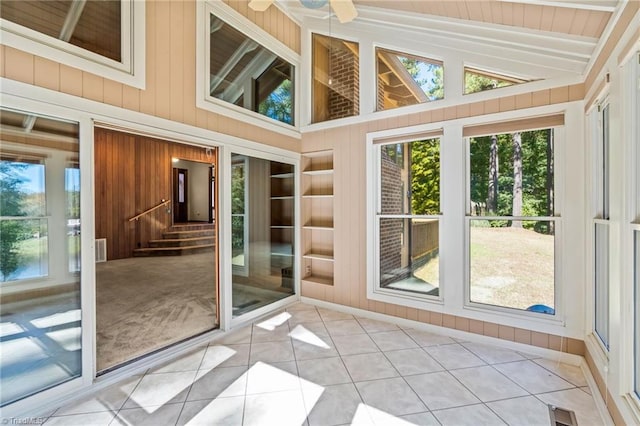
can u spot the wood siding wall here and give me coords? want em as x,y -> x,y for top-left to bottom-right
0,0 -> 301,151
301,85 -> 586,356
95,127 -> 215,260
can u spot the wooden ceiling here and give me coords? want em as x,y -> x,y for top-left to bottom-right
352,0 -> 614,38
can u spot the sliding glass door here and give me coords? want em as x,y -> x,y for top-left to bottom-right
0,109 -> 82,406
230,154 -> 296,317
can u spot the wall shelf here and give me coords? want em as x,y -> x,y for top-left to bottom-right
270,162 -> 295,284
301,150 -> 334,286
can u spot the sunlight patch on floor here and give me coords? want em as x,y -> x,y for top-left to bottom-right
31,309 -> 81,329
289,324 -> 330,349
256,312 -> 291,331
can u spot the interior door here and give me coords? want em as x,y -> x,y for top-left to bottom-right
173,168 -> 188,223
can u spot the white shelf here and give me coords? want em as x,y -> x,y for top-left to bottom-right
302,193 -> 333,198
303,252 -> 334,261
271,225 -> 294,229
271,173 -> 294,178
271,196 -> 294,200
302,275 -> 334,286
303,222 -> 333,230
303,169 -> 334,176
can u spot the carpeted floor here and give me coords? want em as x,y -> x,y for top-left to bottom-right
96,252 -> 293,372
96,253 -> 218,372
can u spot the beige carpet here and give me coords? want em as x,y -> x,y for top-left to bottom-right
96,252 -> 217,372
96,252 -> 294,372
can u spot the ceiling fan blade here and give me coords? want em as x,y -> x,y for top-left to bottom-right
329,0 -> 357,23
248,0 -> 275,12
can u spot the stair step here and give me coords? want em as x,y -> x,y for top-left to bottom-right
163,229 -> 215,239
149,236 -> 215,248
169,223 -> 215,232
133,244 -> 215,257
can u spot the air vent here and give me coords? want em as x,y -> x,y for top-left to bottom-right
95,239 -> 107,263
548,405 -> 578,426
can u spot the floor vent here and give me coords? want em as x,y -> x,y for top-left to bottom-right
95,239 -> 107,263
548,405 -> 578,426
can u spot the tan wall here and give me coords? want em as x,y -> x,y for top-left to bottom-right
585,348 -> 626,425
0,0 -> 301,151
301,84 -> 586,356
585,0 -> 640,94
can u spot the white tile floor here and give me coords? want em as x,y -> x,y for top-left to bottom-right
41,303 -> 606,425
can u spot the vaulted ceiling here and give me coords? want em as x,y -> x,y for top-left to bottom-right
280,0 -> 623,79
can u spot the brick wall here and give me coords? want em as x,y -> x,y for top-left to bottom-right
328,47 -> 359,120
379,149 -> 403,281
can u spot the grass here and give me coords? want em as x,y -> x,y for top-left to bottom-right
413,226 -> 554,312
470,226 -> 554,311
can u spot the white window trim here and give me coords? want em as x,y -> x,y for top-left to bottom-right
591,98 -> 611,355
196,1 -> 301,140
0,0 -> 145,89
463,125 -> 565,325
366,105 -> 581,337
366,124 -> 445,311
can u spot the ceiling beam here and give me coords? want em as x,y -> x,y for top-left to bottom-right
210,39 -> 259,94
59,0 -> 87,42
497,0 -> 618,12
378,51 -> 428,103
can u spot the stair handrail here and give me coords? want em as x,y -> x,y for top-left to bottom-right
128,199 -> 171,222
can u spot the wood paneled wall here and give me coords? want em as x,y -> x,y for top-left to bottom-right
0,0 -> 301,152
95,127 -> 216,260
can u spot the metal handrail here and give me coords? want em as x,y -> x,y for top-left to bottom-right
128,199 -> 171,222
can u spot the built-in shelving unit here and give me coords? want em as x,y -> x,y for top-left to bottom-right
301,150 -> 334,286
270,163 -> 294,284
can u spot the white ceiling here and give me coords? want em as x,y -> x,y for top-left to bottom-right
277,0 -> 624,78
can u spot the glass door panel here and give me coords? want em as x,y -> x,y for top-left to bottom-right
0,109 -> 81,406
231,154 -> 295,316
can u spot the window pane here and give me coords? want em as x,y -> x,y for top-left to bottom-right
381,139 -> 440,215
469,220 -> 555,314
312,34 -> 359,123
376,48 -> 443,110
602,105 -> 610,219
66,166 -> 80,273
231,155 -> 295,316
379,218 -> 439,296
635,230 -> 640,396
464,67 -> 528,94
594,222 -> 609,348
210,16 -> 294,125
469,130 -> 554,217
1,110 -> 81,406
1,1 -> 121,62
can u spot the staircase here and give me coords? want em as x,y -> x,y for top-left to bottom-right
133,223 -> 215,257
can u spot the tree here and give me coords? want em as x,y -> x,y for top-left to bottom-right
0,161 -> 27,281
410,139 -> 440,215
511,132 -> 523,227
427,66 -> 444,101
258,79 -> 292,124
487,135 -> 499,214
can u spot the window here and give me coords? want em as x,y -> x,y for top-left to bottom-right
0,157 -> 47,282
374,135 -> 442,298
1,0 -> 121,62
594,103 -> 610,349
464,67 -> 528,95
376,48 -> 443,110
466,120 -> 560,315
312,33 -> 359,123
209,14 -> 295,126
0,1 -> 143,87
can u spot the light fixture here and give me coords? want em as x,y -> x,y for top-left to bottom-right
300,0 -> 328,9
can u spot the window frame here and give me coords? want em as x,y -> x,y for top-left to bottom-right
367,126 -> 445,310
196,1 -> 301,139
0,0 -> 145,89
374,46 -> 444,111
463,124 -> 563,321
593,99 -> 611,352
